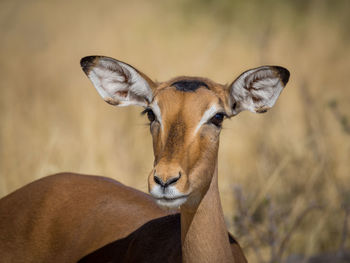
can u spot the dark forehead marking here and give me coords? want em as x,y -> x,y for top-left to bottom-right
171,80 -> 209,92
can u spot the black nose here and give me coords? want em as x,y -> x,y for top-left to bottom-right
154,172 -> 181,187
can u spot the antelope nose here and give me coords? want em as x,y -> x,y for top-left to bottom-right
154,172 -> 182,187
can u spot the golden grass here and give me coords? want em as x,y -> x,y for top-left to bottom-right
0,0 -> 349,261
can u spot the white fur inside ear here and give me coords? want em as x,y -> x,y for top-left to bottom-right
230,67 -> 285,114
88,58 -> 153,107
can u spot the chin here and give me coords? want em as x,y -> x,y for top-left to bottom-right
155,196 -> 188,210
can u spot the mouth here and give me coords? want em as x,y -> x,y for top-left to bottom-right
154,195 -> 188,209
155,195 -> 188,201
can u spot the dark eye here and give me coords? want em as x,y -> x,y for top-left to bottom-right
147,110 -> 156,122
209,113 -> 225,127
142,108 -> 156,123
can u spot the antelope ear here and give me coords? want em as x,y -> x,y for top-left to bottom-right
80,56 -> 155,107
229,66 -> 290,115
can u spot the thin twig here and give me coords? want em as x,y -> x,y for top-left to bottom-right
276,203 -> 322,261
338,205 -> 350,257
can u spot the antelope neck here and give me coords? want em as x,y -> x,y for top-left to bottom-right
180,161 -> 234,263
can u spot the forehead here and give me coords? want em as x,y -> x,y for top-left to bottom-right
153,77 -> 227,114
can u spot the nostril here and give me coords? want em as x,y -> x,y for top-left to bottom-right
165,172 -> 182,187
154,175 -> 165,187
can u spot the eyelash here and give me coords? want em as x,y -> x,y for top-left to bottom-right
141,108 -> 156,123
208,112 -> 226,127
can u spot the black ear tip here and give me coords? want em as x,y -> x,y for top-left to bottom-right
80,56 -> 98,74
273,66 -> 290,86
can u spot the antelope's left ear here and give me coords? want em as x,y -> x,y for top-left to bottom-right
228,66 -> 290,115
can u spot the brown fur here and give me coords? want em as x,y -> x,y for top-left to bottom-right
0,173 -> 166,263
79,214 -> 246,263
144,82 -> 246,262
0,82 -> 248,262
0,55 -> 292,262
0,172 -> 246,263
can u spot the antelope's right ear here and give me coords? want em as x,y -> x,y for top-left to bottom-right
80,56 -> 155,107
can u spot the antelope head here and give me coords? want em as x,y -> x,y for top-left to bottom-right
81,56 -> 289,210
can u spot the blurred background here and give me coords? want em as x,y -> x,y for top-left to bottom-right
0,0 -> 349,262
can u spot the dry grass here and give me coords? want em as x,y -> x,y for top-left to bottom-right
0,0 -> 349,261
